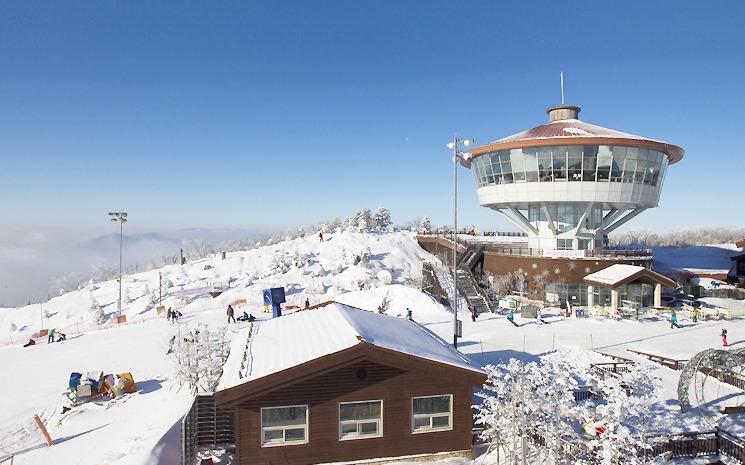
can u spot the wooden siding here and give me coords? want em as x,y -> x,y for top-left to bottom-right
234,359 -> 476,465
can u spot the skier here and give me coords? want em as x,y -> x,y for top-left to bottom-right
237,310 -> 250,322
406,307 -> 413,321
227,305 -> 236,324
670,310 -> 679,329
47,328 -> 56,343
319,230 -> 324,242
722,328 -> 728,347
471,308 -> 477,322
304,298 -> 310,309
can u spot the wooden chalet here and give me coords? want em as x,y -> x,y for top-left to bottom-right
214,303 -> 486,465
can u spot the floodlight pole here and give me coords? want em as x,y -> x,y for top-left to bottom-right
109,212 -> 128,315
451,138 -> 459,349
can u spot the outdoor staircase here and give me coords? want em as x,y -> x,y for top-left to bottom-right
420,242 -> 492,315
456,268 -> 491,315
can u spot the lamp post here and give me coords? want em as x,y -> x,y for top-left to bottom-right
108,212 -> 128,315
446,137 -> 473,348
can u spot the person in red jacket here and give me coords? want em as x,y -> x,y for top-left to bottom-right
722,328 -> 728,347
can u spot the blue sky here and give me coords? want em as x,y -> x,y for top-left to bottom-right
1,1 -> 744,233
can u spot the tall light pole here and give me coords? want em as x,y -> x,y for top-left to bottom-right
446,137 -> 473,349
108,212 -> 128,315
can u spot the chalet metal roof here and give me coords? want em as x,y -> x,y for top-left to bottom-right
583,264 -> 677,289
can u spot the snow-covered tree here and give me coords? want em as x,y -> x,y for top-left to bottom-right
418,216 -> 433,234
354,209 -> 374,232
587,360 -> 661,465
373,206 -> 392,232
476,351 -> 596,464
90,297 -> 105,325
170,324 -> 230,394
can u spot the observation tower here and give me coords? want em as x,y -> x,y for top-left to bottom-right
460,104 -> 684,253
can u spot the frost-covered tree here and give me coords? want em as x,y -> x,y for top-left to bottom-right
587,361 -> 661,465
373,206 -> 392,232
354,209 -> 374,232
418,216 -> 433,234
90,297 -> 105,325
476,351 -> 596,465
170,324 -> 230,394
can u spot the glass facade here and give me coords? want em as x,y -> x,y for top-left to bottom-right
528,203 -> 603,231
471,145 -> 668,188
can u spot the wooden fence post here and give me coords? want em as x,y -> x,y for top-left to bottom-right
33,415 -> 53,447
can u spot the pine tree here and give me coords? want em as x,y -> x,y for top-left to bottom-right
373,206 -> 392,232
418,216 -> 433,233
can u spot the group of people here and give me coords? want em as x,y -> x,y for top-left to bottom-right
166,307 -> 182,323
670,310 -> 730,347
23,328 -> 67,347
226,304 -> 254,323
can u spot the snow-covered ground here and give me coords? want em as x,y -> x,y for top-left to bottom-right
0,231 -> 743,465
653,243 -> 740,275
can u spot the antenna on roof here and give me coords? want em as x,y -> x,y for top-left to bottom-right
560,71 -> 565,104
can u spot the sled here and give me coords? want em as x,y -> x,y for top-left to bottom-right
507,318 -> 519,327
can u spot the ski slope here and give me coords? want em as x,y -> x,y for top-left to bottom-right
0,232 -> 743,464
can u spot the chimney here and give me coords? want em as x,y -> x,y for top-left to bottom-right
546,105 -> 581,122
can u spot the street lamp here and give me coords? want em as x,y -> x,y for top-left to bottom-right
108,212 -> 128,315
446,137 -> 473,349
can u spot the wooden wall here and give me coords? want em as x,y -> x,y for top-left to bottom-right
233,360 -> 475,465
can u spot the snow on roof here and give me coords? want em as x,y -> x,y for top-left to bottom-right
217,303 -> 483,391
583,264 -> 646,286
493,119 -> 659,145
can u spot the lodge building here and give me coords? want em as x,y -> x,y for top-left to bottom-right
420,103 -> 685,311
214,303 -> 487,465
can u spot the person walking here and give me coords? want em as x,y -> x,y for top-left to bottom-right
471,308 -> 477,322
670,310 -> 679,329
722,328 -> 728,347
318,230 -> 324,242
691,307 -> 699,323
227,304 -> 236,324
304,298 -> 310,309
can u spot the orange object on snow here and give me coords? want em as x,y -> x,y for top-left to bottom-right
116,372 -> 137,393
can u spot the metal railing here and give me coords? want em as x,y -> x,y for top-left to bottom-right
181,394 -> 235,465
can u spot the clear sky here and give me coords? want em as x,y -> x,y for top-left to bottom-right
1,0 -> 744,233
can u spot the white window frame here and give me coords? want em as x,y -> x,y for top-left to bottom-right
411,394 -> 453,434
338,399 -> 383,441
260,404 -> 309,447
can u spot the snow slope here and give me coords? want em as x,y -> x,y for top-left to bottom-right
0,231 -> 431,346
1,232 -> 744,465
653,243 -> 740,274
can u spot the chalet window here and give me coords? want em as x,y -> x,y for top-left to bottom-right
260,405 -> 308,447
412,395 -> 452,433
339,400 -> 383,440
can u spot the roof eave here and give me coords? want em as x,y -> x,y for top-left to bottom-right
461,137 -> 684,168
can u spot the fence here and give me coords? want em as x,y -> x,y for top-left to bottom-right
181,394 -> 235,465
627,349 -> 687,370
473,428 -> 744,464
626,348 -> 745,390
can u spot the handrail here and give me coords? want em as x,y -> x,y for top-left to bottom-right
627,349 -> 687,370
